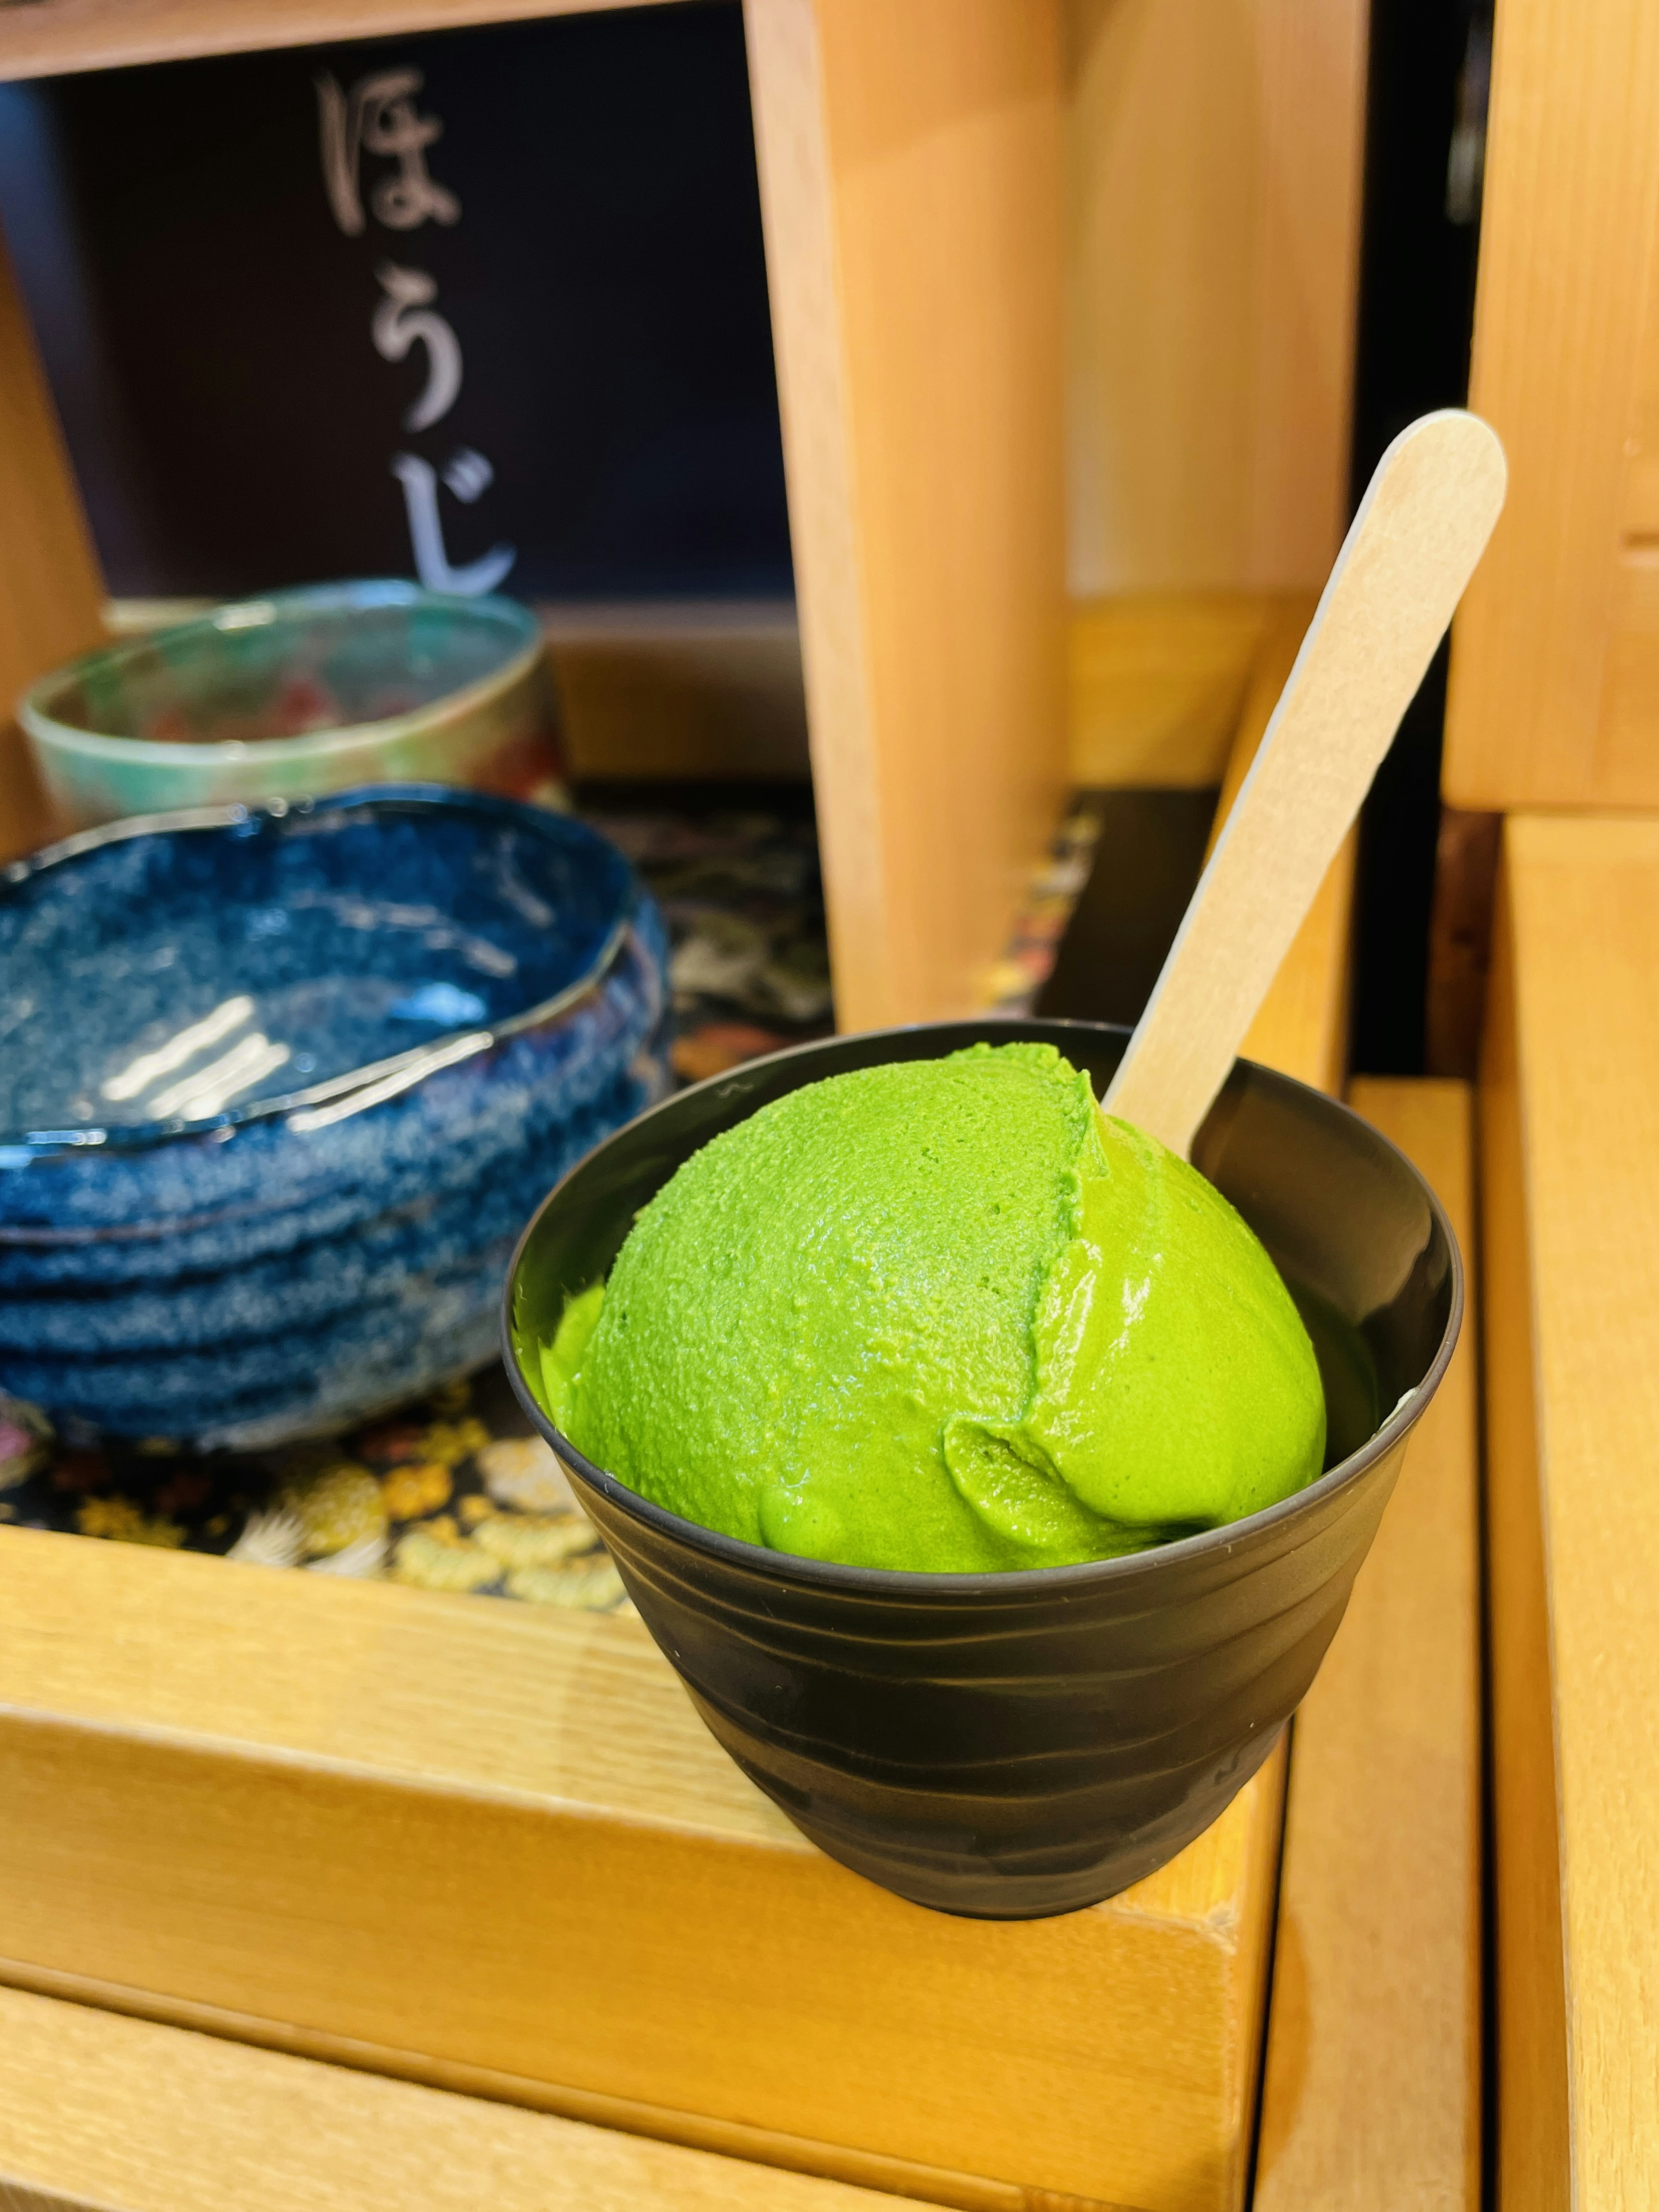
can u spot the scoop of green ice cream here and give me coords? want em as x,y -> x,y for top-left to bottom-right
536,1041 -> 1326,1572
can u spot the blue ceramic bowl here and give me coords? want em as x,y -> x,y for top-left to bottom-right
0,787 -> 667,1447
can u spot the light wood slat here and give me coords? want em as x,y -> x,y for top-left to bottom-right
0,0 -> 663,80
1207,596 -> 1354,1096
747,0 -> 1067,1026
1481,853 -> 1569,2210
0,1524 -> 1285,2212
1442,0 -> 1659,808
1620,214 -> 1659,541
1590,548 -> 1659,799
1065,0 -> 1367,599
1480,814 -> 1659,2209
1068,591 -> 1280,790
0,1984 -> 906,2212
1255,1079 -> 1480,2211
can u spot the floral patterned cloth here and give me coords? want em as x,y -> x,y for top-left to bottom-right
0,790 -> 1099,1605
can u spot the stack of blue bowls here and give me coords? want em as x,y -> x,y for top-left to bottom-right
0,787 -> 667,1450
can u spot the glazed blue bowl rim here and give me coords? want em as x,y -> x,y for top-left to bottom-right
502,1016 -> 1465,1600
18,578 -> 542,756
0,783 -> 637,1158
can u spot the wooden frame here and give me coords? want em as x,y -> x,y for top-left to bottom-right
0,1982 -> 917,2212
745,0 -> 1065,1027
0,1072 -> 1491,2212
1443,0 -> 1659,809
1064,0 -> 1368,604
0,1529 -> 1288,2212
1435,11 -> 1659,2196
0,0 -> 1068,1034
1479,815 -> 1659,2209
0,616 -> 1367,2212
1256,1078 -> 1481,2212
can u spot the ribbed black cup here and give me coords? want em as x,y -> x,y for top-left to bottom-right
504,1019 -> 1461,1919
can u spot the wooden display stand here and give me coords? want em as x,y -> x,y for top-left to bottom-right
1479,822 -> 1659,2212
0,1052 -> 1484,2212
0,0 -> 1068,1035
0,1533 -> 1284,2212
1437,0 -> 1659,2199
0,692 -> 1351,2212
0,617 -> 1485,2212
0,5 -> 1490,2209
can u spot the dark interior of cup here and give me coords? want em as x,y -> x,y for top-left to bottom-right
505,1019 -> 1462,1918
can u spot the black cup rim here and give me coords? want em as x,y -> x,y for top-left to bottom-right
502,1017 -> 1463,1602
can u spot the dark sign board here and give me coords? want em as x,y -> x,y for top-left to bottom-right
0,0 -> 794,604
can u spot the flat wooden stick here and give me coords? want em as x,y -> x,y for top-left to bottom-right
1102,409 -> 1507,1155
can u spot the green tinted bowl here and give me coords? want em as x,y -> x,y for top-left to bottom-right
20,580 -> 565,829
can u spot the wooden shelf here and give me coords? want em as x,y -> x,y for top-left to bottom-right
0,1527 -> 1287,2212
1257,1079 -> 1481,2211
1217,599 -> 1354,1099
1444,0 -> 1659,809
0,0 -> 664,82
1482,813 -> 1659,2206
0,1 -> 1070,1029
0,649 -> 1367,2212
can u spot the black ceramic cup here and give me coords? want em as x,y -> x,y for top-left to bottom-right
503,1019 -> 1461,1920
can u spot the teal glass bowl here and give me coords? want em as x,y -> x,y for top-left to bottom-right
20,580 -> 566,830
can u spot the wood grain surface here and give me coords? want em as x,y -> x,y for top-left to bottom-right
1481,857 -> 1569,2211
0,227 -> 104,863
1068,591 -> 1281,789
747,0 -> 1067,1028
1480,814 -> 1659,2208
1255,1079 -> 1481,2211
0,1525 -> 1284,2212
0,747 -> 1367,2200
550,605 -> 811,783
1443,0 -> 1659,809
0,0 -> 664,78
0,1984 -> 909,2212
1065,0 -> 1367,598
1210,596 -> 1354,1098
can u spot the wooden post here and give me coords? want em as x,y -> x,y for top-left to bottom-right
0,222 -> 105,861
745,0 -> 1067,1029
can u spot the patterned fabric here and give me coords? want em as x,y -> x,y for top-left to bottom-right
0,791 -> 1097,1606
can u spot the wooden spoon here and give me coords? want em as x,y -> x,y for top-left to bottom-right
1101,408 -> 1508,1157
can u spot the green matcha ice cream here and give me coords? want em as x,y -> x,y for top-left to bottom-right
536,1042 -> 1325,1573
